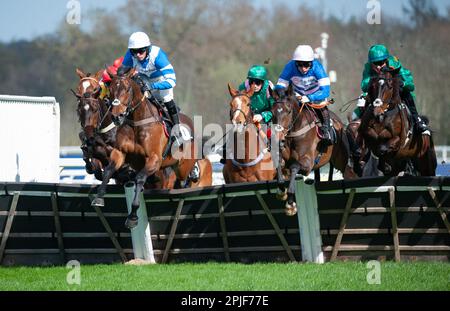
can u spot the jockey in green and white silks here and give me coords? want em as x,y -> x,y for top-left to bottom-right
238,65 -> 275,124
353,44 -> 429,134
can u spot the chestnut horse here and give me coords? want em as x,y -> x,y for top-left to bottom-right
271,84 -> 356,216
222,84 -> 276,183
358,67 -> 436,176
91,68 -> 198,228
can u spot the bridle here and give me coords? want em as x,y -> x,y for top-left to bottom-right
110,76 -> 157,126
273,96 -> 306,137
229,93 -> 253,127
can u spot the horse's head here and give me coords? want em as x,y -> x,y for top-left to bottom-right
227,83 -> 254,133
368,66 -> 401,121
75,68 -> 102,97
270,83 -> 298,142
74,92 -> 103,142
108,68 -> 138,126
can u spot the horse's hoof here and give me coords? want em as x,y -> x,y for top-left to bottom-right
276,189 -> 288,201
285,201 -> 297,216
94,170 -> 103,181
91,197 -> 104,207
125,216 -> 139,229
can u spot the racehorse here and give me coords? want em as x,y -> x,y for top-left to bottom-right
222,84 -> 276,183
71,68 -> 106,180
73,68 -> 140,184
91,68 -> 198,228
358,67 -> 437,176
271,84 -> 356,216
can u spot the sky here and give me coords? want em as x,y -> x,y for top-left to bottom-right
0,0 -> 449,42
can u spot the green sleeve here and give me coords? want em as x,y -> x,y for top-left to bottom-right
361,62 -> 372,93
399,66 -> 415,92
238,81 -> 246,92
261,111 -> 272,123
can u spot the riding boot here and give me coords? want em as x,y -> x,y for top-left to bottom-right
320,108 -> 333,146
165,100 -> 185,145
401,90 -> 430,135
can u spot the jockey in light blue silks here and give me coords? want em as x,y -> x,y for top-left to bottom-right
121,31 -> 182,138
276,45 -> 333,145
121,31 -> 200,180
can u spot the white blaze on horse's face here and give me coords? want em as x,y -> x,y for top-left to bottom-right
82,81 -> 91,93
112,99 -> 121,106
232,98 -> 243,122
84,104 -> 90,111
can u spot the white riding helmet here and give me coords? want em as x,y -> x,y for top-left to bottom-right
128,31 -> 151,49
292,45 -> 315,62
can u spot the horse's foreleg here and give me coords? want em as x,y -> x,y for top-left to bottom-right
276,163 -> 287,201
92,149 -> 125,207
285,163 -> 299,216
126,155 -> 161,229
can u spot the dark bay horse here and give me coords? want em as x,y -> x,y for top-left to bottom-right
92,68 -> 198,228
73,68 -> 117,181
271,84 -> 356,216
222,84 -> 276,183
358,67 -> 436,176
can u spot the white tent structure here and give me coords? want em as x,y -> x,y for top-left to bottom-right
0,95 -> 60,183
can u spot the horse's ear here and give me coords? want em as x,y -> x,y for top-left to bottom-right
125,67 -> 137,79
270,85 -> 280,100
70,89 -> 81,99
227,83 -> 239,97
246,84 -> 255,98
391,67 -> 401,75
76,68 -> 86,79
286,83 -> 294,96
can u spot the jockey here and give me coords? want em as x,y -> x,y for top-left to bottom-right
238,65 -> 275,125
276,45 -> 333,146
120,31 -> 184,143
356,44 -> 429,134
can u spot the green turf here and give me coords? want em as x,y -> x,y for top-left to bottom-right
0,262 -> 449,291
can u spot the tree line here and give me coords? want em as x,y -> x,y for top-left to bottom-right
0,0 -> 448,145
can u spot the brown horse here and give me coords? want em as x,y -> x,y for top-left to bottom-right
73,68 -> 118,181
73,68 -> 179,188
271,84 -> 356,216
358,67 -> 437,176
222,84 -> 276,183
91,68 -> 198,228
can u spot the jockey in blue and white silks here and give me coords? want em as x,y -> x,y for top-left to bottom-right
276,45 -> 333,145
121,31 -> 181,130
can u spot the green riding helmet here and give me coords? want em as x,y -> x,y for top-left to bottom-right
247,65 -> 267,81
368,44 -> 390,63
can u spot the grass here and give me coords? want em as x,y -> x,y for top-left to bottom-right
0,262 -> 449,291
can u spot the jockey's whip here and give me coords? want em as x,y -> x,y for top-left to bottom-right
339,97 -> 360,113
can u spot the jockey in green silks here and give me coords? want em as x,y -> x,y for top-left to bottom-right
219,65 -> 274,164
238,65 -> 275,124
352,44 -> 429,135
